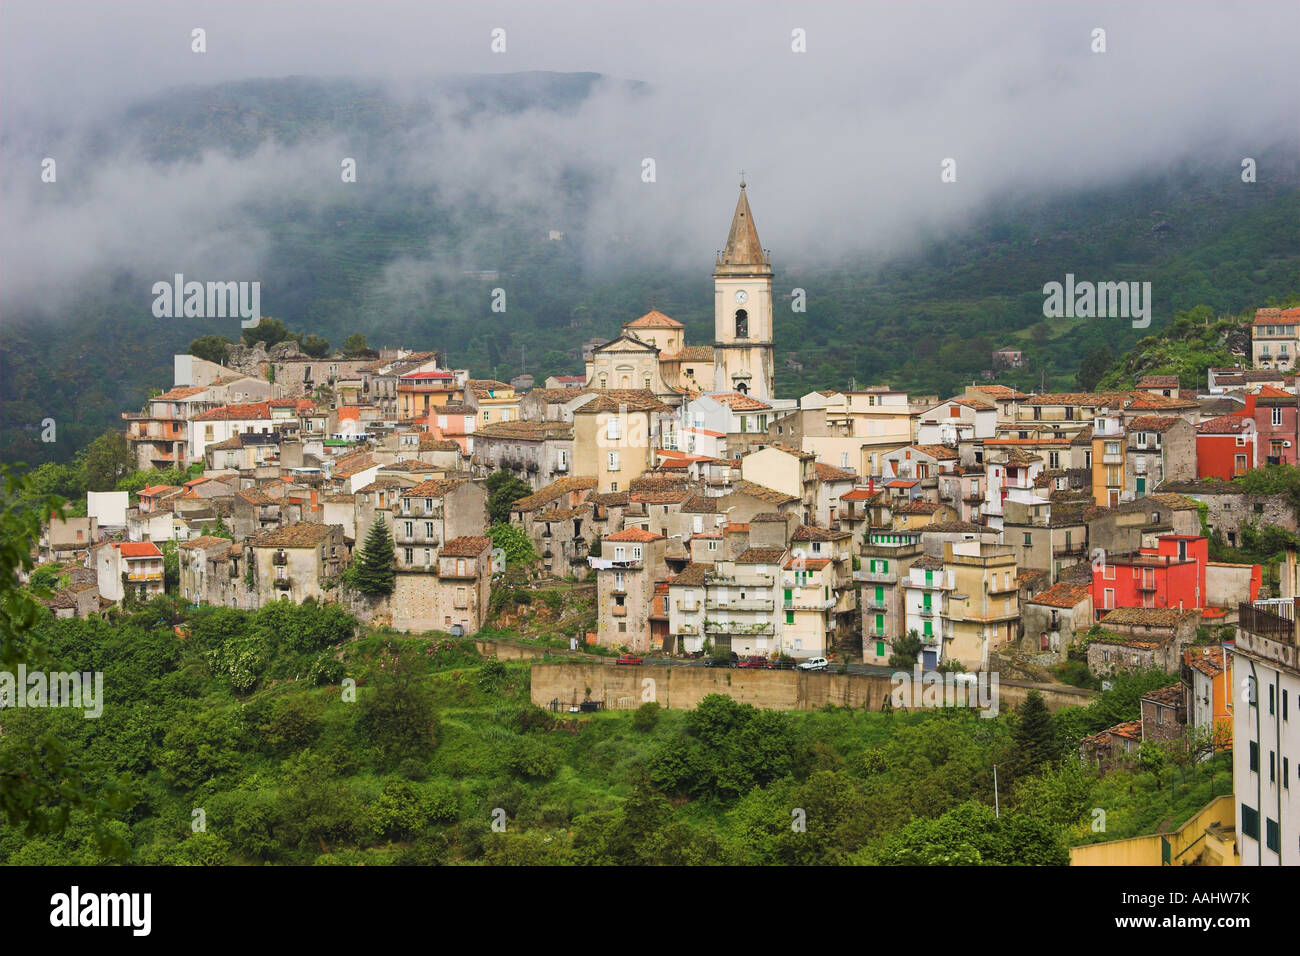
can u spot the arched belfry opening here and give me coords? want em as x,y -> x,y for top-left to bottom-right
735,309 -> 748,339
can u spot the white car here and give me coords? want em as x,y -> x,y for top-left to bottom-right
797,657 -> 829,671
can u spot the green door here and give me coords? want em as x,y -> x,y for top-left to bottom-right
874,586 -> 884,605
1136,476 -> 1146,496
784,587 -> 793,605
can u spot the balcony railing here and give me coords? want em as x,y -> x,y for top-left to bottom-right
853,570 -> 897,584
706,598 -> 774,611
785,598 -> 835,611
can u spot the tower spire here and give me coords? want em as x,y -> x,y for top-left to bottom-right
717,177 -> 768,271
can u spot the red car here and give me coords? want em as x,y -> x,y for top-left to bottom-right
615,654 -> 643,665
737,656 -> 769,669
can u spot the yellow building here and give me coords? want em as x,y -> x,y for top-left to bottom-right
571,393 -> 675,493
467,379 -> 519,427
781,555 -> 835,657
1090,407 -> 1126,506
942,540 -> 1018,670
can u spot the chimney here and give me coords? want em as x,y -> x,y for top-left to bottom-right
1243,392 -> 1257,418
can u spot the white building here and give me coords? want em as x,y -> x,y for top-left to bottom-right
1233,597 -> 1300,865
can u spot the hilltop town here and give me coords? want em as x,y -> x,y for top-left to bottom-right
25,182 -> 1300,866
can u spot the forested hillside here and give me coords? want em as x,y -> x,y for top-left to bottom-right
3,74 -> 1297,467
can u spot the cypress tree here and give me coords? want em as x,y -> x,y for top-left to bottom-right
353,515 -> 396,595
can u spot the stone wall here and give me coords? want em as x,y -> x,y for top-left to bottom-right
528,661 -> 1096,714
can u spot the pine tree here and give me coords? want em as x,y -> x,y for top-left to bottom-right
1010,690 -> 1059,779
353,515 -> 396,595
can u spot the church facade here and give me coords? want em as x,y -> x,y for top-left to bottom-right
584,180 -> 776,404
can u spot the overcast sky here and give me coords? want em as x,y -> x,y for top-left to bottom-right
2,0 -> 1296,313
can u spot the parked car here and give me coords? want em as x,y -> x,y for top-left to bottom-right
615,654 -> 643,665
771,657 -> 796,670
797,657 -> 829,671
703,656 -> 735,668
737,655 -> 769,669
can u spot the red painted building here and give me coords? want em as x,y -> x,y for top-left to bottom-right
1195,410 -> 1255,480
1253,386 -> 1300,465
1092,534 -> 1207,617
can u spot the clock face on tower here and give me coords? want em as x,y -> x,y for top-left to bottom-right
734,289 -> 748,304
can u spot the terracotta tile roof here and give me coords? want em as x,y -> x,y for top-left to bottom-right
900,501 -> 943,514
751,512 -> 789,522
332,453 -> 378,478
1184,644 -> 1226,675
710,392 -> 773,412
467,379 -> 513,398
236,488 -> 277,505
251,522 -> 341,548
192,402 -> 272,422
1023,392 -> 1127,406
909,444 -> 960,460
735,547 -> 788,564
589,491 -> 630,507
379,460 -> 442,473
574,392 -> 675,414
629,475 -> 691,493
355,477 -> 405,494
475,421 -> 572,441
113,541 -> 162,558
948,397 -> 996,410
1018,568 -> 1049,588
784,556 -> 831,570
1196,414 -> 1253,434
813,462 -> 856,481
625,308 -> 684,329
1126,392 -> 1198,410
1029,579 -> 1092,608
419,434 -> 463,451
680,493 -> 717,513
921,520 -> 987,534
1254,385 -> 1296,402
1142,684 -> 1184,707
511,476 -> 598,512
1128,416 -> 1181,432
1099,606 -> 1198,627
604,527 -> 665,542
441,535 -> 492,557
971,384 -> 1028,400
733,480 -> 798,505
989,448 -> 1042,464
431,404 -> 475,417
139,485 -> 180,497
766,442 -> 815,460
661,345 -> 714,362
792,524 -> 850,541
911,555 -> 946,571
1253,307 -> 1300,325
153,386 -> 209,401
1071,426 -> 1095,445
1136,375 -> 1180,388
631,489 -> 694,504
401,478 -> 469,499
840,488 -> 880,502
669,563 -> 714,587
